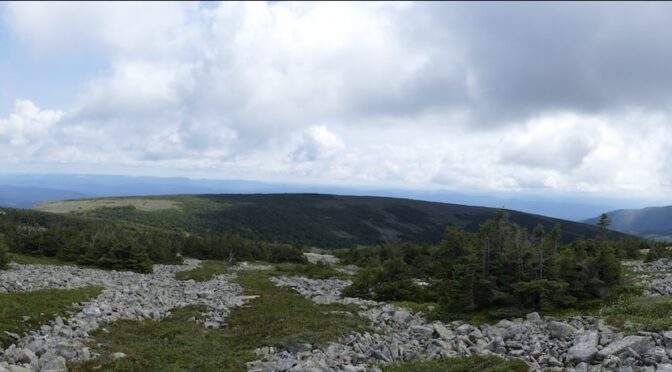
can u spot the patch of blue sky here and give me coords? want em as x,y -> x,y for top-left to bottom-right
0,21 -> 107,116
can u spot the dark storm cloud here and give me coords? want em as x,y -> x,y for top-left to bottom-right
408,2 -> 672,124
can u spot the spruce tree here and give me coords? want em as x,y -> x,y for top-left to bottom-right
595,242 -> 621,285
0,233 -> 9,270
597,213 -> 611,239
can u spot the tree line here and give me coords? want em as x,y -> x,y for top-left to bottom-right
0,208 -> 306,273
339,212 -> 660,316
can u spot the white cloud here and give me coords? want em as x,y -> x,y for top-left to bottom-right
0,100 -> 64,159
5,2 -> 201,58
290,126 -> 344,162
2,2 -> 672,199
501,114 -> 601,171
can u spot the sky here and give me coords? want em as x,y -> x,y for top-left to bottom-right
1,2 -> 672,203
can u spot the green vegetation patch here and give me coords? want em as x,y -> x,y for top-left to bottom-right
230,270 -> 368,347
175,260 -> 228,282
72,269 -> 368,371
29,193 -> 628,249
381,355 -> 528,372
33,198 -> 182,214
274,262 -> 345,279
0,286 -> 103,347
602,295 -> 672,332
7,252 -> 73,266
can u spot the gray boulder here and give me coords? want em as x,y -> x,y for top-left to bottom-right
456,324 -> 475,335
392,310 -> 411,324
409,325 -> 434,337
40,356 -> 67,372
663,331 -> 672,348
526,312 -> 542,322
568,331 -> 599,363
496,319 -> 514,328
597,335 -> 652,359
432,323 -> 453,339
548,321 -> 577,339
657,364 -> 672,372
8,367 -> 32,372
54,343 -> 77,360
6,347 -> 37,366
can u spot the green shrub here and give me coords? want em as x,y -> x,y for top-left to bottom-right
269,244 -> 307,264
342,267 -> 380,298
342,266 -> 435,302
373,280 -> 432,302
274,262 -> 341,279
96,237 -> 153,273
0,234 -> 8,270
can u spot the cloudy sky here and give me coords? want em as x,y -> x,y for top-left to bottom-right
1,2 -> 671,200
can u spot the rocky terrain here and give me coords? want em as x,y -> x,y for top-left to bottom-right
626,260 -> 672,297
248,260 -> 672,372
5,257 -> 672,371
0,259 -> 254,372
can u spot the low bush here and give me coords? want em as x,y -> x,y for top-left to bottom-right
274,262 -> 341,279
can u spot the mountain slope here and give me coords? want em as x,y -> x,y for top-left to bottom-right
34,193 -> 628,247
0,173 -> 627,220
585,206 -> 672,241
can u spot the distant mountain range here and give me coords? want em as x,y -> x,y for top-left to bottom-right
585,206 -> 672,241
0,184 -> 86,208
0,173 -> 643,221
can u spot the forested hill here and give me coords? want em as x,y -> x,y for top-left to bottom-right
33,193 -> 628,248
585,205 -> 672,241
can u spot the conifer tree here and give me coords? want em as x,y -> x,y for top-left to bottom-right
0,233 -> 9,270
597,213 -> 611,239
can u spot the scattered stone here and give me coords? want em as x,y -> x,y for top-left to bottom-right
392,310 -> 411,324
597,336 -> 652,359
432,323 -> 453,339
40,356 -> 67,372
304,253 -> 340,265
526,312 -> 541,323
5,258 -> 672,371
260,273 -> 672,371
0,259 -> 254,370
568,331 -> 599,363
7,366 -> 32,372
663,331 -> 672,348
547,321 -> 577,339
409,325 -> 434,337
110,352 -> 127,361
